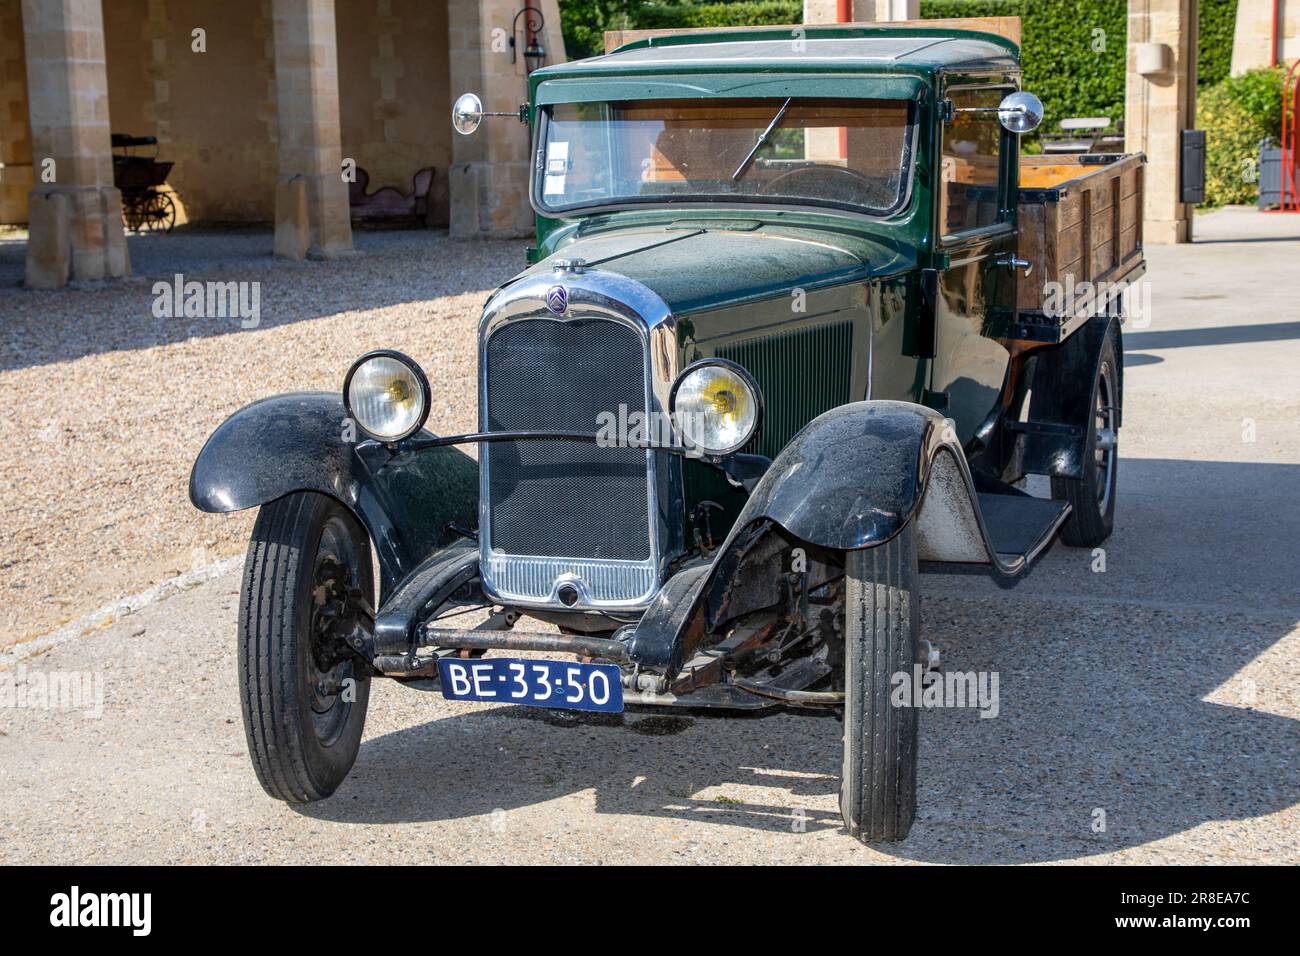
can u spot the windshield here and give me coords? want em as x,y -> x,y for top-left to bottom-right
536,97 -> 914,216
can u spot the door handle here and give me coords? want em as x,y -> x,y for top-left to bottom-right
996,254 -> 1033,278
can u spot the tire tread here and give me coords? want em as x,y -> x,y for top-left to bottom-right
842,526 -> 918,843
238,492 -> 367,803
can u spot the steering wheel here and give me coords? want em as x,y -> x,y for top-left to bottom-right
758,165 -> 878,204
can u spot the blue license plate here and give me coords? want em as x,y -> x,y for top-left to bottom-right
437,657 -> 624,713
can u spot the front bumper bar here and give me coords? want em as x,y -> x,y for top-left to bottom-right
417,627 -> 629,663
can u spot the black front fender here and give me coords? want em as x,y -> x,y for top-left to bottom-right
738,400 -> 955,551
189,392 -> 478,593
628,401 -> 1029,672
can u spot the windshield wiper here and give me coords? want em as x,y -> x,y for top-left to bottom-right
731,98 -> 792,182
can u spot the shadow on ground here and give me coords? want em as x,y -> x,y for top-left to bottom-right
0,227 -> 521,373
298,458 -> 1300,863
1126,321 -> 1300,350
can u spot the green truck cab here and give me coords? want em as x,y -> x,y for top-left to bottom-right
191,22 -> 1143,844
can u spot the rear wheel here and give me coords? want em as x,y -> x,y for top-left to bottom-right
238,492 -> 373,803
1052,329 -> 1120,547
840,523 -> 919,844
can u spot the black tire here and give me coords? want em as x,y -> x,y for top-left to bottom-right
239,492 -> 373,803
840,523 -> 919,844
1052,327 -> 1120,547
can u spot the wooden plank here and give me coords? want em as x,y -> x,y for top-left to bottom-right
1090,240 -> 1115,280
1092,199 -> 1112,248
1119,223 -> 1138,258
1016,201 -> 1046,310
1057,255 -> 1084,280
1136,164 -> 1144,250
1055,222 -> 1084,277
1110,176 -> 1121,272
1120,191 -> 1139,234
1056,192 -> 1083,230
1021,164 -> 1094,189
604,16 -> 1021,55
1121,166 -> 1138,199
1080,189 -> 1092,282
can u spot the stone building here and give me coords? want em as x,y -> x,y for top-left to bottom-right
0,0 -> 563,286
0,0 -> 1271,288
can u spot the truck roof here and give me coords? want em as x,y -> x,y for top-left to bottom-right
533,27 -> 1019,84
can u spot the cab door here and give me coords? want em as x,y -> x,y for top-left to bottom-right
928,83 -> 1020,444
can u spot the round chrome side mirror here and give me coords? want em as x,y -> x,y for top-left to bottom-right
998,92 -> 1043,134
452,92 -> 484,135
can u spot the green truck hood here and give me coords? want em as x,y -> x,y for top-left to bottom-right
517,223 -> 916,315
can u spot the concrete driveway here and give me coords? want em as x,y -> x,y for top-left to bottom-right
1,207 -> 1296,865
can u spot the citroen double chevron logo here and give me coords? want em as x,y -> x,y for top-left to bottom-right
546,285 -> 568,315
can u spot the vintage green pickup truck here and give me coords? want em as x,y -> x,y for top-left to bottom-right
191,20 -> 1145,843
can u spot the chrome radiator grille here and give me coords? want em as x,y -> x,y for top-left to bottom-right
482,315 -> 656,606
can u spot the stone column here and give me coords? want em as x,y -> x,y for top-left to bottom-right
869,0 -> 920,19
802,0 -> 918,22
271,0 -> 352,259
1126,0 -> 1197,244
447,0 -> 539,239
21,0 -> 129,288
0,0 -> 33,226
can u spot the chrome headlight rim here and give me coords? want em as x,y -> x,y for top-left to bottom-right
668,358 -> 763,458
342,349 -> 431,443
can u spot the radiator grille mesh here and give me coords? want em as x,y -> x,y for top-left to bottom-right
485,317 -> 651,562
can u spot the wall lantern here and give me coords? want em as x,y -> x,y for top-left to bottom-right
512,5 -> 546,74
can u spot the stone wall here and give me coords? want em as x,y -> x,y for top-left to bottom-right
1231,0 -> 1300,75
7,0 -> 463,226
337,0 -> 451,226
0,0 -> 33,224
104,0 -> 278,224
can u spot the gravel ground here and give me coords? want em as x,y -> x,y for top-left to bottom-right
0,207 -> 1297,864
0,227 -> 520,647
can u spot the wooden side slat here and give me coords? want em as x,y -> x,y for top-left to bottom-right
1091,240 -> 1115,278
1119,223 -> 1138,258
1055,222 -> 1084,274
1016,202 -> 1045,310
1056,193 -> 1083,230
1017,152 -> 1144,321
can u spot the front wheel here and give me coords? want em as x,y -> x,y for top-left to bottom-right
840,523 -> 920,844
238,492 -> 373,803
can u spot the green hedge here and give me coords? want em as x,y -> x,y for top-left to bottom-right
918,0 -> 1238,111
560,1 -> 801,61
1198,67 -> 1285,206
1198,0 -> 1239,88
562,1 -> 1240,128
920,0 -> 1128,133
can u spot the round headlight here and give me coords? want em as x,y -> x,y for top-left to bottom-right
343,350 -> 430,442
670,360 -> 762,457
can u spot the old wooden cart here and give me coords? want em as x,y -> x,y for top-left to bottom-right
111,133 -> 176,233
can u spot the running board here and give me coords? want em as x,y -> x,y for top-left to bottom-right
915,450 -> 1070,575
978,493 -> 1071,566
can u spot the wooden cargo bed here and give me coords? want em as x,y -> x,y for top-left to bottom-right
1011,153 -> 1146,345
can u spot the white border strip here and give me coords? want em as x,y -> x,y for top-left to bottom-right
0,554 -> 245,668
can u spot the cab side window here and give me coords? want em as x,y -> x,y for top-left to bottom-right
941,88 -> 1004,235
